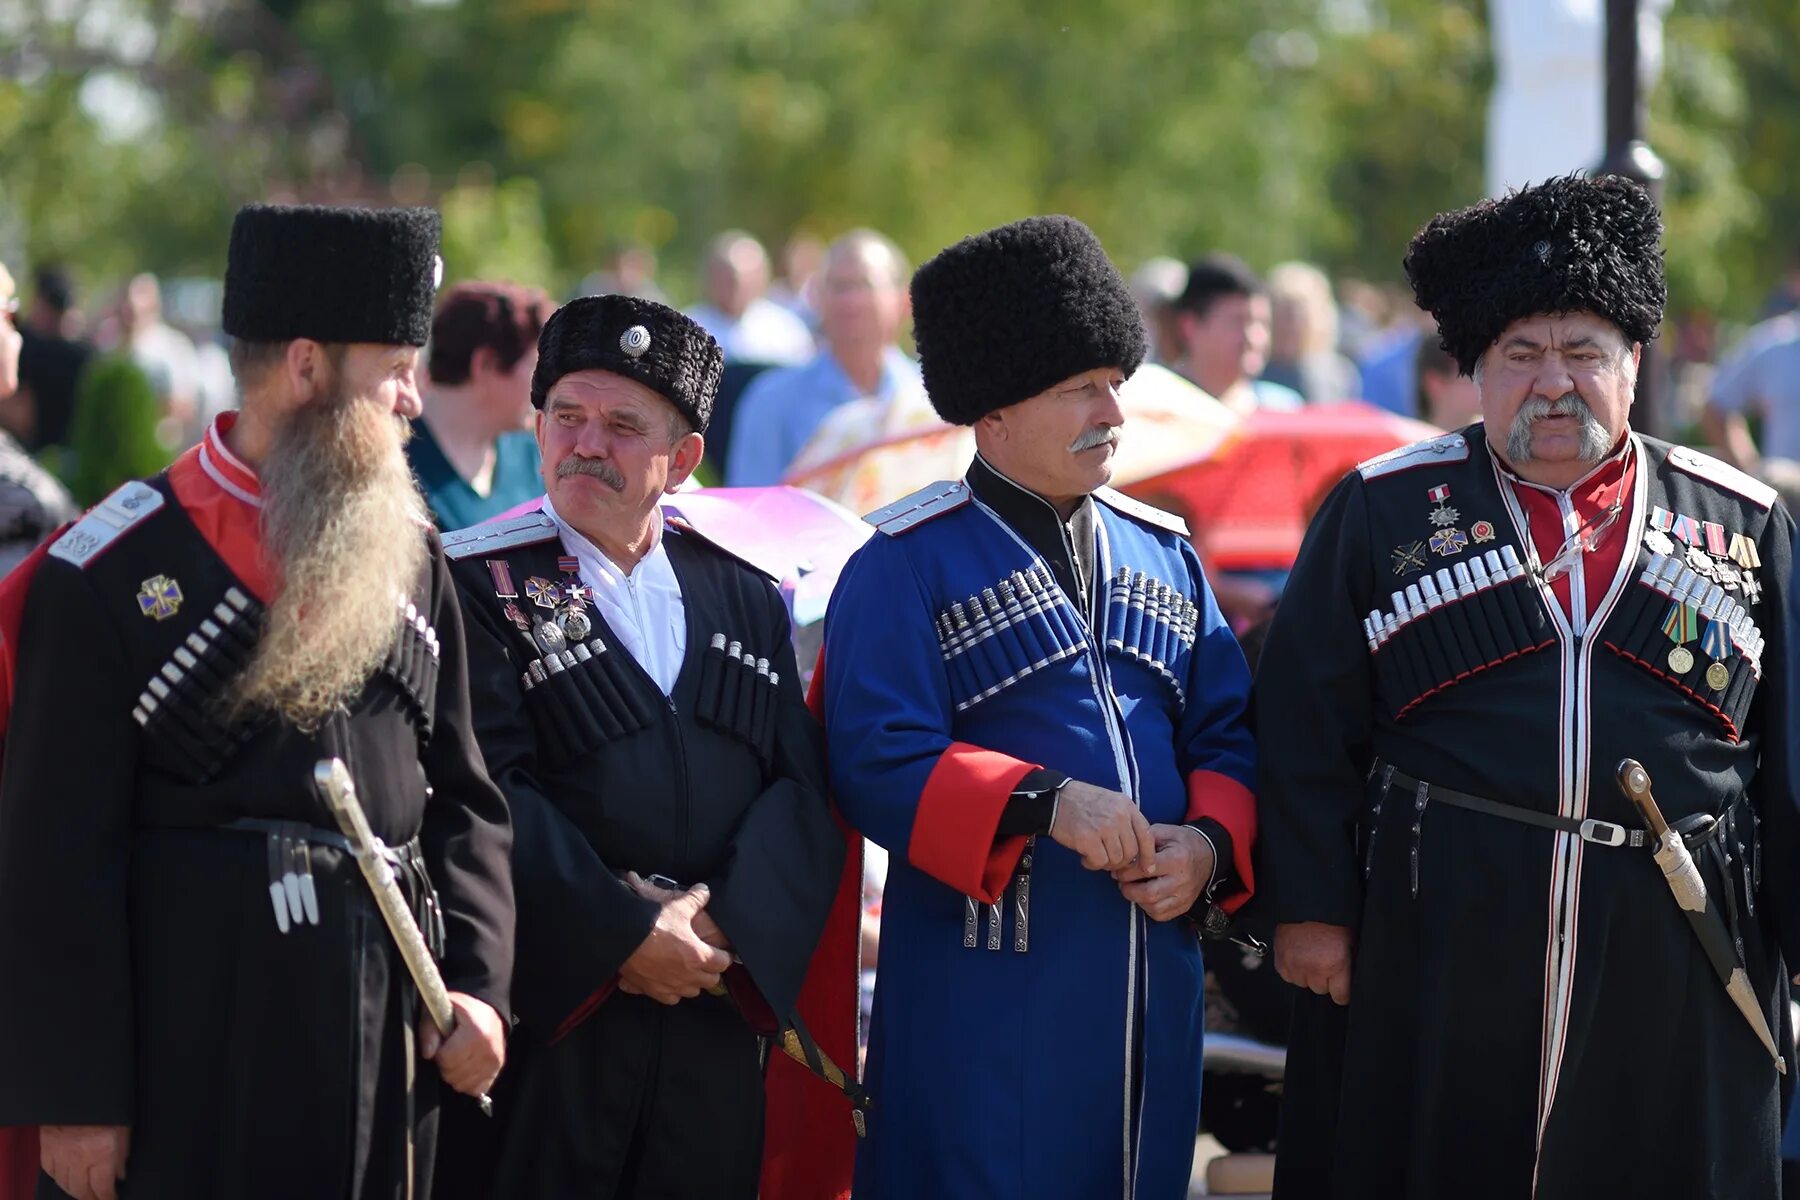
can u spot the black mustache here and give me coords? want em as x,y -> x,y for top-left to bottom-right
557,455 -> 625,491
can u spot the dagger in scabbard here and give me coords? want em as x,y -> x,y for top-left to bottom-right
1617,758 -> 1786,1075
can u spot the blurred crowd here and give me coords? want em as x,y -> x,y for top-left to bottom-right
7,223 -> 1800,571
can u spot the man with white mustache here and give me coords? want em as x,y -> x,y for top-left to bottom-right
1258,174 -> 1799,1198
437,295 -> 842,1199
0,203 -> 515,1200
820,215 -> 1257,1197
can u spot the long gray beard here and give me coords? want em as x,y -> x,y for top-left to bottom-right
228,389 -> 429,731
1505,393 -> 1613,465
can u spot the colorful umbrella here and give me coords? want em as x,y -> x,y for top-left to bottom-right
1122,403 -> 1442,572
781,364 -> 1237,518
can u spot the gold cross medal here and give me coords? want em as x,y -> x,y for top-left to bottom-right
136,575 -> 183,621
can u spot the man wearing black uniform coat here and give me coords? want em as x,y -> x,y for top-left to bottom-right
0,204 -> 514,1200
1257,174 -> 1800,1198
439,294 -> 843,1199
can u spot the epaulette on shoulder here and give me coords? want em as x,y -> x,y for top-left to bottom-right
1357,432 -> 1469,482
442,509 -> 559,560
1666,444 -> 1778,511
1093,487 -> 1188,537
866,480 -> 970,536
48,480 -> 164,569
664,515 -> 778,583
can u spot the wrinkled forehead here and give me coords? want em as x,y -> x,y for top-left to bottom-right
1490,311 -> 1630,353
545,367 -> 675,420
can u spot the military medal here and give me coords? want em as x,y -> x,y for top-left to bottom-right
1649,506 -> 1676,533
1742,573 -> 1763,605
502,601 -> 531,632
1662,598 -> 1699,674
558,608 -> 592,640
1643,528 -> 1675,557
524,576 -> 563,610
553,554 -> 592,640
1672,513 -> 1703,547
1428,526 -> 1469,557
1471,520 -> 1496,543
1685,544 -> 1717,581
136,574 -> 183,621
1391,540 -> 1428,576
1426,484 -> 1458,527
1702,521 -> 1728,556
487,559 -> 518,599
533,618 -> 567,654
1728,532 -> 1761,570
1700,601 -> 1732,690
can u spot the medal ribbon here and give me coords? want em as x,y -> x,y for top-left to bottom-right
1701,615 -> 1731,660
1662,600 -> 1699,645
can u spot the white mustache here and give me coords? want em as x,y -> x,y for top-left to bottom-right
1068,426 -> 1119,453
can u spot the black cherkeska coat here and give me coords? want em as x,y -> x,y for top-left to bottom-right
1256,427 -> 1799,1200
438,507 -> 842,1200
0,475 -> 515,1200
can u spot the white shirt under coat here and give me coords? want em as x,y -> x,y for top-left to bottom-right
542,494 -> 687,696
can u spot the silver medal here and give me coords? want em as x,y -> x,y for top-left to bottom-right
533,619 -> 567,655
1643,528 -> 1675,557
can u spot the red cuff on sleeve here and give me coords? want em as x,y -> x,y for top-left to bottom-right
1187,770 -> 1257,914
908,742 -> 1036,903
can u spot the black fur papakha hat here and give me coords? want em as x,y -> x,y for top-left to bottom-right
1404,173 -> 1666,376
222,204 -> 442,346
911,215 -> 1146,425
531,295 -> 724,433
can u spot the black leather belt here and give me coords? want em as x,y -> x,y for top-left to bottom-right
1385,766 -> 1651,849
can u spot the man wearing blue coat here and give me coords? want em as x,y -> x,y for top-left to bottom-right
821,215 -> 1259,1198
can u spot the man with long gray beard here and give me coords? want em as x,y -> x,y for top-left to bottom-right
1258,174 -> 1800,1198
0,203 -> 514,1200
437,294 -> 842,1199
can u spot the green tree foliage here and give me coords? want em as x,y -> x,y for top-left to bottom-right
0,0 -> 1791,326
58,355 -> 174,506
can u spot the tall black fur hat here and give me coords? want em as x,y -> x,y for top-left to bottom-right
1404,173 -> 1666,376
911,215 -> 1146,425
222,204 -> 442,346
531,295 -> 724,433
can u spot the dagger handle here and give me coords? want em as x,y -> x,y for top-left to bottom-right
1617,758 -> 1671,838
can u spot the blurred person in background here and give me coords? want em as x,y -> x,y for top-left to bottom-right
1168,253 -> 1302,414
410,281 -> 552,530
1703,309 -> 1800,475
578,241 -> 667,305
769,231 -> 825,328
726,229 -> 921,486
116,273 -> 200,449
685,230 -> 814,367
0,261 -> 77,574
1263,261 -> 1361,404
14,265 -> 94,454
1130,255 -> 1188,364
1414,334 -> 1481,430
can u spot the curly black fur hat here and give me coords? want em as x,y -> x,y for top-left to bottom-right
1403,174 -> 1666,376
531,295 -> 724,433
911,215 -> 1146,425
223,204 -> 442,346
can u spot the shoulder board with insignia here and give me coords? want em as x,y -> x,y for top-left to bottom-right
1357,432 -> 1470,482
1092,487 -> 1188,537
441,510 -> 559,560
1665,444 -> 1777,511
663,515 -> 779,583
867,480 -> 970,536
48,481 -> 164,569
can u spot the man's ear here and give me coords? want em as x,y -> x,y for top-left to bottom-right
666,431 -> 706,490
282,338 -> 329,407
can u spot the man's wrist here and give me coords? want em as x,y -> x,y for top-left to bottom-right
998,768 -> 1071,838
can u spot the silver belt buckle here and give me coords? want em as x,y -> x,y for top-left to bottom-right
1580,818 -> 1627,847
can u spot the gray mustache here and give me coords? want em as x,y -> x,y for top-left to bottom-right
1517,393 -> 1592,422
557,455 -> 625,491
1069,426 -> 1119,453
